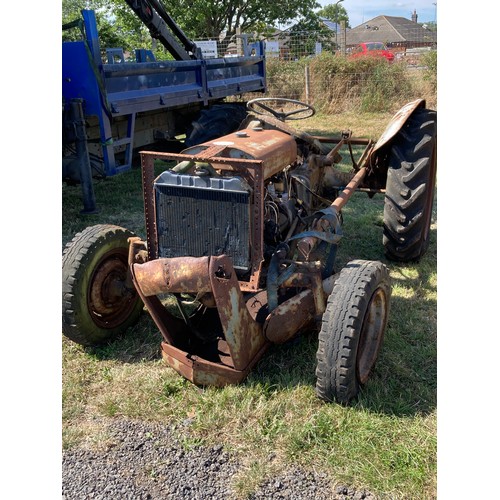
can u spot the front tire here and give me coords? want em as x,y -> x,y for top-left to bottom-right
383,108 -> 437,261
315,260 -> 391,404
62,224 -> 143,346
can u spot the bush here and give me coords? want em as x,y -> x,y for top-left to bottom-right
265,57 -> 309,100
263,52 -> 436,114
359,60 -> 413,112
308,53 -> 416,113
422,51 -> 437,93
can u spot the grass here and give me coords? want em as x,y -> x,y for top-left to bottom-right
62,110 -> 437,499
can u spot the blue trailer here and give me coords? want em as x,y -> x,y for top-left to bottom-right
62,2 -> 266,195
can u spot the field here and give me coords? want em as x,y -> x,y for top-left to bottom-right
61,110 -> 437,498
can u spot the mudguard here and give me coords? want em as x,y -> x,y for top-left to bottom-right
372,99 -> 426,154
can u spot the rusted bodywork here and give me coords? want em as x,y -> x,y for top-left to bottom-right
372,98 -> 426,153
128,103 -> 422,386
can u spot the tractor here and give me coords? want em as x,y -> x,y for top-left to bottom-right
62,97 -> 437,404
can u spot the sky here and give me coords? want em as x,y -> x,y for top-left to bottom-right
316,0 -> 438,28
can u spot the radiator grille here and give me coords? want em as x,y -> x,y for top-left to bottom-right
154,172 -> 251,270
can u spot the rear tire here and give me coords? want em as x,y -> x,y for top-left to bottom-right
383,108 -> 437,261
62,224 -> 143,346
315,260 -> 391,404
185,103 -> 248,146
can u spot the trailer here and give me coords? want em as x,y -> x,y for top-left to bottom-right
62,1 -> 266,210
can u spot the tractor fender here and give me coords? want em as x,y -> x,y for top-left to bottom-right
372,99 -> 426,154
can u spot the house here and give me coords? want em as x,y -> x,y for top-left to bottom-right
249,10 -> 436,61
345,12 -> 437,51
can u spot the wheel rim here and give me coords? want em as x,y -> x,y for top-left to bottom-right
356,287 -> 388,384
87,249 -> 138,329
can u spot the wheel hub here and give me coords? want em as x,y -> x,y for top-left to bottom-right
357,288 -> 388,385
88,252 -> 136,329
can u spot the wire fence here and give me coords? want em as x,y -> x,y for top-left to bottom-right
191,29 -> 437,112
193,27 -> 437,62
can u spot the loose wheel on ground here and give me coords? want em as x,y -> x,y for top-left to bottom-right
315,260 -> 391,404
62,224 -> 143,346
383,108 -> 437,262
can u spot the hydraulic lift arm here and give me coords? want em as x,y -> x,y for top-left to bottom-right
124,0 -> 202,60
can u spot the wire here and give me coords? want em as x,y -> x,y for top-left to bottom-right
292,176 -> 332,207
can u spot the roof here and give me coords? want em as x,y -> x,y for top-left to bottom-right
345,15 -> 437,46
319,17 -> 340,33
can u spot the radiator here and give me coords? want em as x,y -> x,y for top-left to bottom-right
154,171 -> 251,270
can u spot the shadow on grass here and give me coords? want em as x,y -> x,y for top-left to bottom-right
82,315 -> 163,364
79,227 -> 436,418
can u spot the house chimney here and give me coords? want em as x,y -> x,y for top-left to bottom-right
411,9 -> 418,23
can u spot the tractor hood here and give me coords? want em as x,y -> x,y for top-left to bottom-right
181,127 -> 298,180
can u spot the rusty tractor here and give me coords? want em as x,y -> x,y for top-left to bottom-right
62,98 -> 437,404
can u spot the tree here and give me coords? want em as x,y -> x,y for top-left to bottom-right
160,0 -> 321,40
62,0 -> 102,25
62,0 -> 154,54
317,3 -> 350,29
62,0 -> 322,55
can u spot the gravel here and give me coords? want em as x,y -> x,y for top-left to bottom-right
62,419 -> 376,499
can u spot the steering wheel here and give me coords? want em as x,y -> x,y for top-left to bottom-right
246,98 -> 315,121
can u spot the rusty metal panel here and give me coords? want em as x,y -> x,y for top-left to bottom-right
160,341 -> 269,387
133,256 -> 212,296
373,99 -> 425,153
129,270 -> 189,347
182,128 -> 297,180
141,153 -> 159,261
264,288 -> 317,344
208,255 -> 267,371
264,272 -> 340,344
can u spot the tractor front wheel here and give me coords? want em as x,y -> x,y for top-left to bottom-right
315,260 -> 391,404
62,224 -> 143,346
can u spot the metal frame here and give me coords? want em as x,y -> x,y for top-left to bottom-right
122,127 -> 382,385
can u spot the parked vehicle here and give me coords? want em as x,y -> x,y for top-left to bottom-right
350,42 -> 395,62
62,0 -> 266,212
62,97 -> 437,404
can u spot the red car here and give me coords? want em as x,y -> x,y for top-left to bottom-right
350,42 -> 395,62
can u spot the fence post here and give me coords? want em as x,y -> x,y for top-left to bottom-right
340,21 -> 346,56
305,65 -> 311,104
236,27 -> 242,56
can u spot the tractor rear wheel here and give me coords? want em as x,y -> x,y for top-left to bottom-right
185,103 -> 248,147
315,260 -> 391,404
62,224 -> 143,346
383,108 -> 437,261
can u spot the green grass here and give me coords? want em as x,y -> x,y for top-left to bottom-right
62,111 -> 437,499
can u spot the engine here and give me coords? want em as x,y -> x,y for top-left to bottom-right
152,123 -> 328,282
